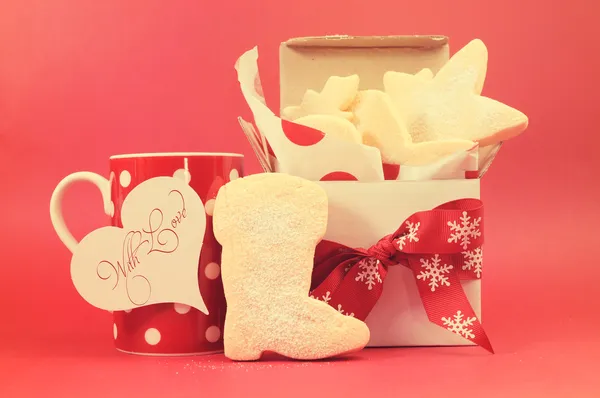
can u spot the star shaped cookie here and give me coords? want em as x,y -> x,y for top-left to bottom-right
384,39 -> 527,147
353,89 -> 476,166
282,75 -> 359,121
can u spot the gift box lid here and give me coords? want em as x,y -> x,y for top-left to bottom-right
283,35 -> 448,48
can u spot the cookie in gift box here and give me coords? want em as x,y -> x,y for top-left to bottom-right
237,36 -> 526,181
280,38 -> 528,170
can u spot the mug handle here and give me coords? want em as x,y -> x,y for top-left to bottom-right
50,172 -> 112,253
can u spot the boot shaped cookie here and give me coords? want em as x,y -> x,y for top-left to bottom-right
213,173 -> 370,361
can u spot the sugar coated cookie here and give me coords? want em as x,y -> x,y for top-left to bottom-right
384,39 -> 528,147
282,75 -> 359,121
213,173 -> 370,361
354,89 -> 475,165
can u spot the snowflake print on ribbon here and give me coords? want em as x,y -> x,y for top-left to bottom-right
447,211 -> 481,250
336,303 -> 355,317
396,221 -> 420,250
441,310 -> 476,339
416,254 -> 453,291
310,291 -> 332,303
462,248 -> 483,278
355,258 -> 383,290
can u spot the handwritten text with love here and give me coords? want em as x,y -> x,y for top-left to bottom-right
70,176 -> 209,314
96,189 -> 187,306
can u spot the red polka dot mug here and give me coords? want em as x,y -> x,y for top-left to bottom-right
50,152 -> 244,355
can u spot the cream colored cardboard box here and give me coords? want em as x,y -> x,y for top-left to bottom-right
280,35 -> 450,109
280,35 -> 484,347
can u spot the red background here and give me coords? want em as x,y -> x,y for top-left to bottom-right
1,0 -> 598,396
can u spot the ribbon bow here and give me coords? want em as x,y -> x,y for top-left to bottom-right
309,198 -> 493,353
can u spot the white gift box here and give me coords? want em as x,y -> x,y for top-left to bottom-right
317,179 -> 481,347
235,35 -> 500,347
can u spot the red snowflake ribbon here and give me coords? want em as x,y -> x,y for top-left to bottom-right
309,198 -> 493,353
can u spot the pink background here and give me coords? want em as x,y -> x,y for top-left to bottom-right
1,0 -> 598,396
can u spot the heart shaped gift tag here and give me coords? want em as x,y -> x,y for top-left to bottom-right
70,176 -> 208,314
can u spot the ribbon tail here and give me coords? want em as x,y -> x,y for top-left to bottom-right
408,255 -> 494,353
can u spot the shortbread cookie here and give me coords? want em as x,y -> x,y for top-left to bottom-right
354,89 -> 475,165
213,173 -> 370,361
434,38 -> 487,95
282,75 -> 359,121
384,39 -> 528,147
294,114 -> 362,144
